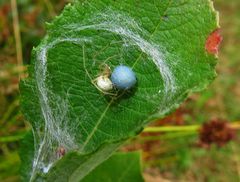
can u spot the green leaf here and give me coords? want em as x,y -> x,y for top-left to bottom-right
43,151 -> 144,182
19,132 -> 34,182
20,0 -> 219,181
82,152 -> 144,182
45,142 -> 123,182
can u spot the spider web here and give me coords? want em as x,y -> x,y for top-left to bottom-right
29,7 -> 176,181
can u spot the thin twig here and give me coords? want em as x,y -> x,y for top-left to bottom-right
11,0 -> 23,68
43,0 -> 56,17
143,121 -> 240,133
0,99 -> 19,125
230,122 -> 240,129
0,132 -> 26,143
144,125 -> 200,133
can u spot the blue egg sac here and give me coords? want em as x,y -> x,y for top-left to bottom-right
110,65 -> 137,90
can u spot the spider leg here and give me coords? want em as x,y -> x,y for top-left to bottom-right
82,45 -> 117,97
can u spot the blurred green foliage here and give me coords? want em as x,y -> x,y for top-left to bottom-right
0,0 -> 240,181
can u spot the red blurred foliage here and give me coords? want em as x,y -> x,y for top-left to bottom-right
154,108 -> 189,126
205,29 -> 223,54
199,119 -> 236,148
0,3 -> 11,43
23,8 -> 40,27
122,108 -> 189,161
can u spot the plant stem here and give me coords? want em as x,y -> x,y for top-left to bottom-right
0,133 -> 26,143
143,121 -> 240,133
11,0 -> 23,69
139,131 -> 197,142
230,122 -> 240,129
144,125 -> 200,133
0,99 -> 19,125
43,0 -> 56,17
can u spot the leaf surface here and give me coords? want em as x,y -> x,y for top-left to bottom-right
82,152 -> 144,182
20,0 -> 219,181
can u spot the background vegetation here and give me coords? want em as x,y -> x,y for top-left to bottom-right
0,0 -> 239,181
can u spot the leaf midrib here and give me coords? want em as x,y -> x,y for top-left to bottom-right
79,0 -> 173,154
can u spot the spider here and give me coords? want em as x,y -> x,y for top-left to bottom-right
83,52 -> 136,96
93,64 -> 137,96
92,64 -> 117,96
56,146 -> 66,158
95,64 -> 112,90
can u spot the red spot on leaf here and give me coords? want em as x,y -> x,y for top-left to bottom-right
205,29 -> 223,54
